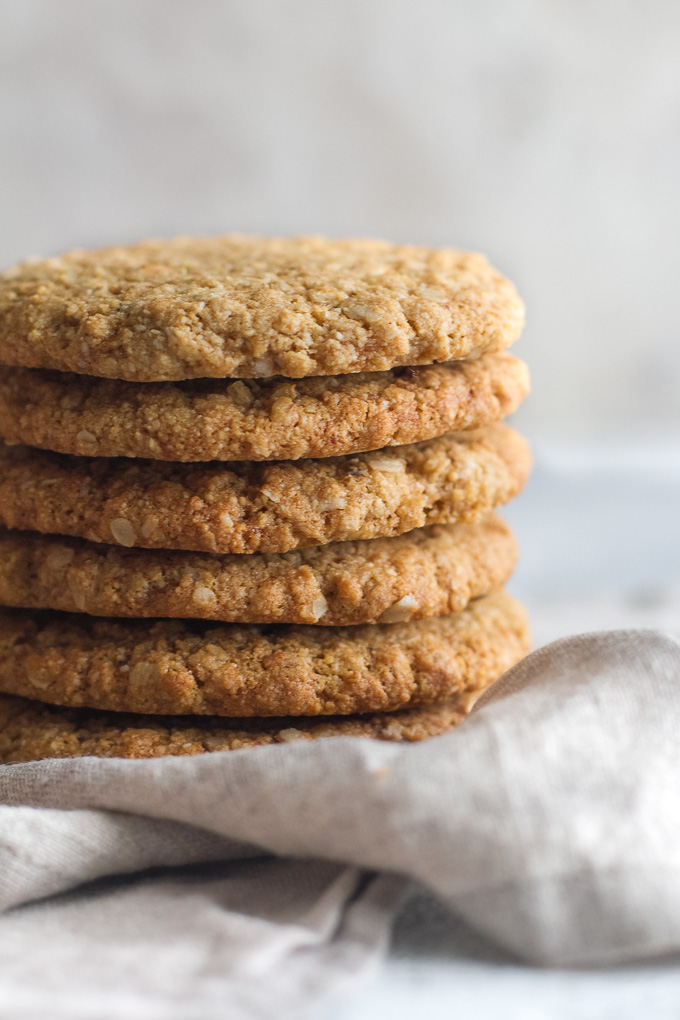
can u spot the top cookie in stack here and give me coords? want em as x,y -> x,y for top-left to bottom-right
0,236 -> 525,380
0,236 -> 531,763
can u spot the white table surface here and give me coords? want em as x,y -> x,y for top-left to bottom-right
327,448 -> 680,1020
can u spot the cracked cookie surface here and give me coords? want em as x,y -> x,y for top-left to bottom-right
0,352 -> 529,461
0,591 -> 529,717
0,235 -> 524,381
0,424 -> 531,554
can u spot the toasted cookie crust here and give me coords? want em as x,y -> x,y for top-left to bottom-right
0,424 -> 531,554
0,352 -> 529,461
0,517 -> 516,626
0,237 -> 524,382
0,591 -> 529,717
0,690 -> 486,762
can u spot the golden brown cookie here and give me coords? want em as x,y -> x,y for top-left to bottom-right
0,352 -> 529,461
0,516 -> 516,626
0,690 -> 485,763
0,424 -> 531,554
0,236 -> 524,381
0,591 -> 529,717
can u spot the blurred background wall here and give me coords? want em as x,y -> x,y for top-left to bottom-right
0,0 -> 678,450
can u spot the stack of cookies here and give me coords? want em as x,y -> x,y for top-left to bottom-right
0,236 -> 531,762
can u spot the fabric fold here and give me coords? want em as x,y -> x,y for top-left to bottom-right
1,629 -> 680,1015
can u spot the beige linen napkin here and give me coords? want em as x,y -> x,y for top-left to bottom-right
1,629 -> 680,1019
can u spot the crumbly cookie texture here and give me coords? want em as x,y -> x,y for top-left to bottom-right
0,591 -> 529,717
0,690 -> 485,763
0,424 -> 531,554
0,236 -> 525,381
0,516 -> 516,626
0,352 -> 529,461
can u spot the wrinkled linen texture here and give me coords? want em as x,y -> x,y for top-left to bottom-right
1,628 -> 680,1019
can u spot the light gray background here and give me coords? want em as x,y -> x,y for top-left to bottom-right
2,7 -> 680,1018
1,0 -> 678,446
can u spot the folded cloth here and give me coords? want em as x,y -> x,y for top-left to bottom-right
1,629 -> 680,1019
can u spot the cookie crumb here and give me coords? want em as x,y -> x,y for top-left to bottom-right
110,519 -> 137,547
379,594 -> 419,623
311,594 -> 328,621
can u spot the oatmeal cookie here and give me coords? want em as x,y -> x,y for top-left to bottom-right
0,424 -> 531,554
0,236 -> 524,380
0,516 -> 516,625
0,352 -> 529,461
0,690 -> 487,763
0,591 -> 530,717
